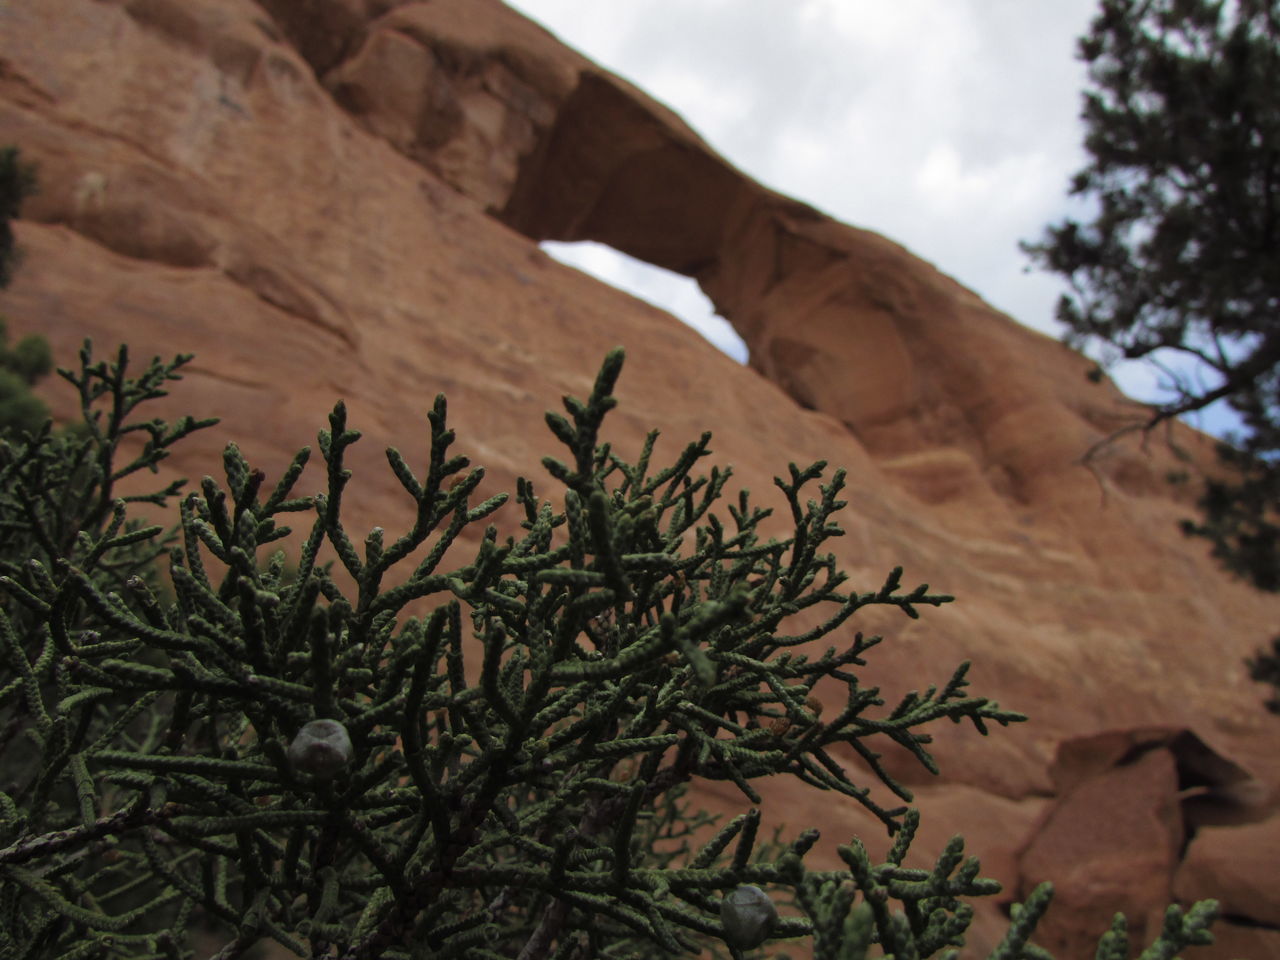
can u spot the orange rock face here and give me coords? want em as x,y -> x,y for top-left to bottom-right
2,1 -> 1278,955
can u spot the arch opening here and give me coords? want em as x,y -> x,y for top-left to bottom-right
539,240 -> 748,365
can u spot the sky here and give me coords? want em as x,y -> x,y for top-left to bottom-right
503,0 -> 1242,439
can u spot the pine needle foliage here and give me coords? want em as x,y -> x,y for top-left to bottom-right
1020,1 -> 1280,712
0,343 -> 1222,959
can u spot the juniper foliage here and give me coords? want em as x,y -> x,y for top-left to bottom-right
0,343 -> 1222,959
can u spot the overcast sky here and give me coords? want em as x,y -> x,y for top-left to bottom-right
503,0 -> 1241,438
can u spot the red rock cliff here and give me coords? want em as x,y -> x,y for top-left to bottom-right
1,1 -> 1278,955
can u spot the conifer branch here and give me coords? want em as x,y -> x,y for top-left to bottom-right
0,342 -> 1225,959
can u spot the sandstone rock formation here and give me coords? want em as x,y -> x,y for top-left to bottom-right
2,1 -> 1278,955
1016,728 -> 1261,957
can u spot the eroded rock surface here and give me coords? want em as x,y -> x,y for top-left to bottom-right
2,1 -> 1279,955
1017,728 -> 1268,957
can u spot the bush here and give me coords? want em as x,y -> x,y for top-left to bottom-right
0,146 -> 53,438
0,343 -> 1221,959
0,145 -> 38,290
0,317 -> 55,437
